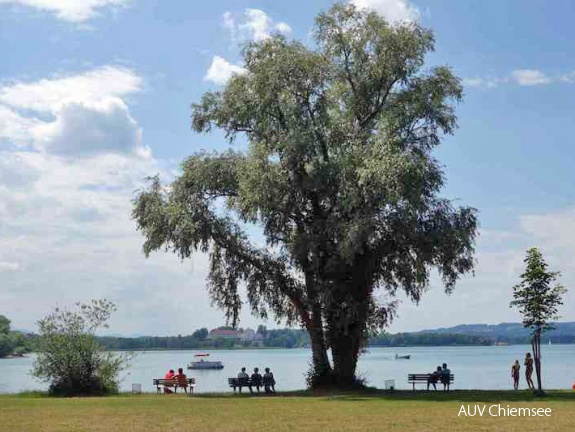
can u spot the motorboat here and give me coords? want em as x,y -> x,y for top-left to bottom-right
395,354 -> 411,360
187,353 -> 224,370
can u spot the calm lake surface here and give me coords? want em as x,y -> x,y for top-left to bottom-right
1,345 -> 574,393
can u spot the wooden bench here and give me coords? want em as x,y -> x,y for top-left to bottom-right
228,377 -> 254,393
407,373 -> 454,391
153,377 -> 196,394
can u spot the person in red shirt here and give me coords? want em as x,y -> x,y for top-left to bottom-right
164,369 -> 175,393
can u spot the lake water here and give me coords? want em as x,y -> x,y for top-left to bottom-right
1,345 -> 574,393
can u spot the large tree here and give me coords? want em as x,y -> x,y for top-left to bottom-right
510,247 -> 567,395
133,3 -> 478,388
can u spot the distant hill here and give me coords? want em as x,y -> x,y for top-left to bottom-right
367,322 -> 575,347
412,322 -> 575,344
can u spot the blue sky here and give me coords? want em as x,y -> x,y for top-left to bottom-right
1,0 -> 574,335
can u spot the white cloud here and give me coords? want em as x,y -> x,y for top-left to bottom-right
222,11 -> 236,39
274,22 -> 292,35
0,64 -> 259,336
560,71 -> 575,83
510,69 -> 551,86
463,68 -> 575,89
204,56 -> 247,86
0,105 -> 38,146
0,147 -> 243,335
0,66 -> 269,335
462,77 -> 503,89
0,152 -> 40,189
0,66 -> 142,113
0,0 -> 129,22
0,67 -> 148,158
462,78 -> 486,88
32,97 -> 145,157
222,9 -> 292,43
350,0 -> 420,23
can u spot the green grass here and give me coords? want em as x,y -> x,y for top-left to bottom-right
1,390 -> 574,431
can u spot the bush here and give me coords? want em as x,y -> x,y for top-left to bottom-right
0,334 -> 15,358
32,299 -> 132,396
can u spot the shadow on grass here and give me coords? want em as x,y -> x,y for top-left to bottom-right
192,388 -> 575,402
7,389 -> 575,403
323,390 -> 575,403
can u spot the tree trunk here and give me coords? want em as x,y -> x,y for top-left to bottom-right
533,328 -> 544,394
309,326 -> 331,375
327,277 -> 369,388
331,333 -> 361,386
306,303 -> 332,388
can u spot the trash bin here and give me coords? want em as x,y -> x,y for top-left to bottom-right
384,379 -> 395,391
132,383 -> 142,394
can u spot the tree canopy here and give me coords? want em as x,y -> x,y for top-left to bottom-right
0,314 -> 33,358
133,3 -> 478,388
511,247 -> 567,332
32,300 -> 132,396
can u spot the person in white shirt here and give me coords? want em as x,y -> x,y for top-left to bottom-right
237,367 -> 252,393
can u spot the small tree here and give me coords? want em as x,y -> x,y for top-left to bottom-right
510,247 -> 567,395
0,315 -> 15,358
32,299 -> 132,396
0,315 -> 10,334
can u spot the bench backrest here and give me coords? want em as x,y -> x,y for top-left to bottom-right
407,373 -> 454,381
154,378 -> 195,386
228,377 -> 250,385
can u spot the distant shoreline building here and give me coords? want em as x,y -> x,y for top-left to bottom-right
208,328 -> 257,342
208,329 -> 238,340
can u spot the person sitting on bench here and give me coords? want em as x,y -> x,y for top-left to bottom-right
440,363 -> 451,391
163,369 -> 175,394
263,367 -> 276,394
175,367 -> 189,393
237,367 -> 252,393
427,366 -> 442,390
251,367 -> 263,393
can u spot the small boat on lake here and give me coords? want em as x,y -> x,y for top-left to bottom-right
395,354 -> 411,360
187,353 -> 224,370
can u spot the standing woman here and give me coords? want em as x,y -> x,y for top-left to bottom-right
511,360 -> 521,390
524,353 -> 534,390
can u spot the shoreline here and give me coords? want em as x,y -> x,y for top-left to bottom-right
2,388 -> 575,397
107,342 -> 575,351
5,343 -> 575,355
0,354 -> 27,359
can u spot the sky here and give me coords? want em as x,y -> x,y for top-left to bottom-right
1,0 -> 575,336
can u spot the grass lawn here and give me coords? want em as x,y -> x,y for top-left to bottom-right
0,390 -> 574,431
